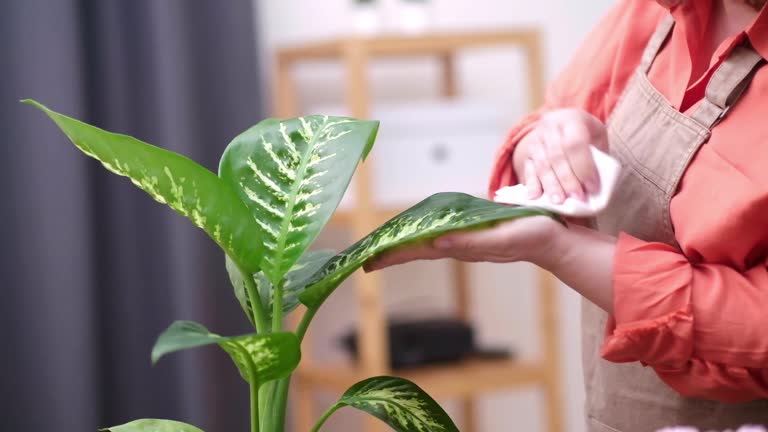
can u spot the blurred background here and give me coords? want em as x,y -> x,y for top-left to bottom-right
1,1 -> 613,431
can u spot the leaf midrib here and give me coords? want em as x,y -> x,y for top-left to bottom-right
273,117 -> 332,281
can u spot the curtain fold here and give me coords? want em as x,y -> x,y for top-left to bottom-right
0,1 -> 263,430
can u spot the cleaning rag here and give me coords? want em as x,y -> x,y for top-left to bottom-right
493,146 -> 621,217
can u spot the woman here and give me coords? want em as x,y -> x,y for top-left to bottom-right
364,1 -> 768,430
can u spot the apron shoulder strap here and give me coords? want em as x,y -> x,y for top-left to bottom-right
640,14 -> 675,73
691,42 -> 765,128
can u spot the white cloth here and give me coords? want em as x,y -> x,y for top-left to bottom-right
493,146 -> 621,217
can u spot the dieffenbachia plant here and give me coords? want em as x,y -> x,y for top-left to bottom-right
25,99 -> 558,432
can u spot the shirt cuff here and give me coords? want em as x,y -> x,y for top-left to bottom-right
600,233 -> 695,368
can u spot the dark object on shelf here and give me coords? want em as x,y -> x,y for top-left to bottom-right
340,318 -> 513,369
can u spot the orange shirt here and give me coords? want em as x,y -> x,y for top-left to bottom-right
488,0 -> 768,402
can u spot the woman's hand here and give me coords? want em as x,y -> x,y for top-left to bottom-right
364,215 -> 565,272
364,218 -> 617,313
513,109 -> 608,203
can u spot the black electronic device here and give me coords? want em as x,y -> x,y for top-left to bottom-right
340,318 -> 513,369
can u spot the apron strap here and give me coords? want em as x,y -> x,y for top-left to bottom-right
691,42 -> 765,128
640,14 -> 675,74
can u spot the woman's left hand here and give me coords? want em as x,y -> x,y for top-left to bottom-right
364,215 -> 617,313
363,215 -> 566,272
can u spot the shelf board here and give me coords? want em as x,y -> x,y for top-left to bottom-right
295,357 -> 546,399
277,29 -> 540,61
328,207 -> 404,228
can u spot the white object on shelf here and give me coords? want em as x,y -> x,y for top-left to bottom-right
308,101 -> 509,208
352,4 -> 382,36
493,146 -> 621,217
395,1 -> 430,35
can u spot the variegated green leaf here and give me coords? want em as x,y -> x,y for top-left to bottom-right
274,249 -> 336,315
319,376 -> 459,432
225,254 -> 259,326
218,116 -> 379,284
225,250 -> 335,325
299,192 -> 560,309
100,419 -> 203,432
151,321 -> 300,385
23,100 -> 263,274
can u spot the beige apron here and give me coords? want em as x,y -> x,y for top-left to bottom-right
583,15 -> 768,432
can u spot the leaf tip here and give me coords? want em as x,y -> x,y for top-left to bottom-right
361,120 -> 380,161
20,98 -> 49,112
150,353 -> 161,366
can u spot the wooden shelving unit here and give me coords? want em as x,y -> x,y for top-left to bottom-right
273,30 -> 562,432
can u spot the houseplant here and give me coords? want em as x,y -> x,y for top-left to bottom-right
24,99 -> 557,432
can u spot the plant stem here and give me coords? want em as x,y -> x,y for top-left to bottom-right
272,279 -> 285,332
271,377 -> 291,432
296,306 -> 318,342
311,403 -> 343,432
250,380 -> 260,432
258,382 -> 274,430
236,262 -> 270,334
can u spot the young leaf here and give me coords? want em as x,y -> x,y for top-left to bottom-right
218,116 -> 379,284
299,192 -> 559,309
276,249 -> 336,315
225,250 -> 335,324
23,100 -> 264,274
225,254 -> 261,326
100,419 -> 203,432
328,376 -> 459,432
151,321 -> 300,385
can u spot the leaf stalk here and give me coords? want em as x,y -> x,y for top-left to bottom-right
236,262 -> 270,334
311,403 -> 342,432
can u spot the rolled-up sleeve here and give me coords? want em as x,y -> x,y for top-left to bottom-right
602,233 -> 768,402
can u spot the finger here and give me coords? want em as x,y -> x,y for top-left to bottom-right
436,217 -> 554,262
545,124 -> 585,201
436,219 -> 536,252
524,158 -> 543,199
363,243 -> 445,272
561,121 -> 601,193
531,128 -> 566,204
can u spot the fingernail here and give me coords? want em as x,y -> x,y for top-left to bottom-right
568,192 -> 581,201
435,239 -> 452,249
550,194 -> 562,204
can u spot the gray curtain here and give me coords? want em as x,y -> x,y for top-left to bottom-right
0,1 -> 263,430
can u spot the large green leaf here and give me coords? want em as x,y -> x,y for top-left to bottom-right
299,192 -> 559,309
23,100 -> 263,274
219,116 -> 379,284
322,376 -> 459,432
100,419 -> 203,432
226,250 -> 335,324
151,321 -> 300,385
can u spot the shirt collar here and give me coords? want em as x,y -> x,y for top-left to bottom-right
668,1 -> 768,60
747,3 -> 768,59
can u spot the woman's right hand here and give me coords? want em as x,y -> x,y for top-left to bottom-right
512,108 -> 608,203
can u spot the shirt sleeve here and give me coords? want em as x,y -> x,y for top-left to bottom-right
601,233 -> 768,402
488,0 -> 661,196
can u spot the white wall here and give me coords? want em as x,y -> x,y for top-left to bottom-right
253,1 -> 616,431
